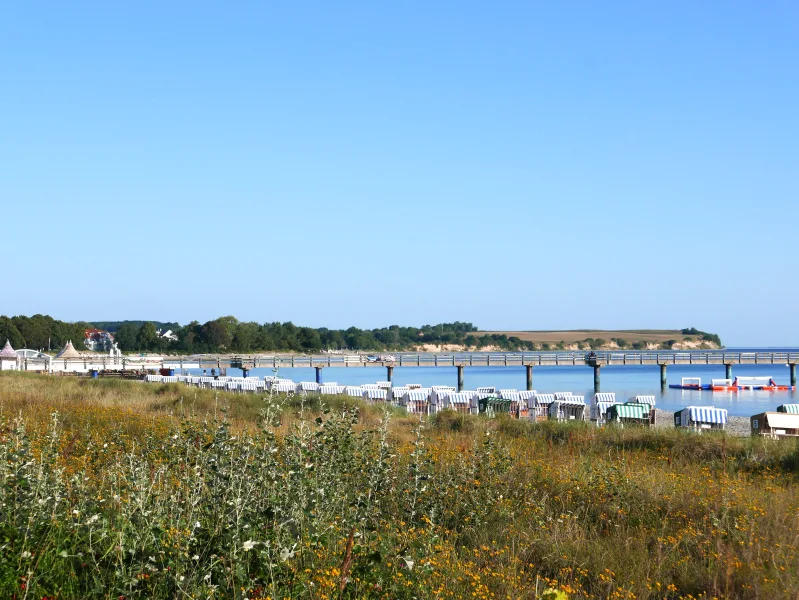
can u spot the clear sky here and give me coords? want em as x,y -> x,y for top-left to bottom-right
1,1 -> 797,346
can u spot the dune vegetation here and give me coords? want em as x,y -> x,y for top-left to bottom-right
0,372 -> 796,599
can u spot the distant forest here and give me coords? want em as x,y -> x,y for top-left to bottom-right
0,315 -> 722,354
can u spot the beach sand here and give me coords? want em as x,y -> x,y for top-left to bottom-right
653,408 -> 750,437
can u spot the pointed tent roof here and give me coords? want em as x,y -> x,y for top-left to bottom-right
55,340 -> 83,359
0,340 -> 16,359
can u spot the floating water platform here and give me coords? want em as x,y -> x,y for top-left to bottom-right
669,377 -> 794,391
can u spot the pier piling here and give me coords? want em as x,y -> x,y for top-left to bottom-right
593,365 -> 601,393
526,364 -> 533,391
457,365 -> 464,392
660,364 -> 667,389
315,366 -> 323,385
791,364 -> 796,387
725,364 -> 732,381
386,365 -> 394,383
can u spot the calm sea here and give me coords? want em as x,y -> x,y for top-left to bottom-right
183,349 -> 799,417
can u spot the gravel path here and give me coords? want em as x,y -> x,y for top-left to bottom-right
653,408 -> 750,437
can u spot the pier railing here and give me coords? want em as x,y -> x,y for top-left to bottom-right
19,351 -> 799,373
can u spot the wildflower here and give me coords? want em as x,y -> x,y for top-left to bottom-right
192,555 -> 200,561
21,551 -> 31,559
242,540 -> 257,552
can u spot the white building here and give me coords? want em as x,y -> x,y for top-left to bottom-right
157,329 -> 179,342
84,329 -> 115,352
0,340 -> 20,371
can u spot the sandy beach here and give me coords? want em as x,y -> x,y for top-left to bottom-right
653,408 -> 750,437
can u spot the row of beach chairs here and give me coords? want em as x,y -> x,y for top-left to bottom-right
143,374 -> 778,432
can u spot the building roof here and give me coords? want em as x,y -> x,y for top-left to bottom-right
55,340 -> 83,359
0,339 -> 16,359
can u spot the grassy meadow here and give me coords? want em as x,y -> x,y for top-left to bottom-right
0,372 -> 797,599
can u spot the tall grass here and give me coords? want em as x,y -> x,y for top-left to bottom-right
0,372 -> 797,598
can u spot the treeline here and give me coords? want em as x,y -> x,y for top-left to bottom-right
0,315 -> 93,351
114,318 -> 478,353
92,321 -> 179,334
0,315 -> 481,353
680,327 -> 722,346
0,315 -> 723,354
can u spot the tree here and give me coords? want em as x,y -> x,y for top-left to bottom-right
201,319 -> 232,350
115,323 -> 140,351
137,322 -> 158,351
177,321 -> 201,353
12,315 -> 53,350
298,327 -> 322,352
232,322 -> 259,353
0,317 -> 24,349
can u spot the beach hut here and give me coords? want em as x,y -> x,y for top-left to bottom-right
631,395 -> 656,406
0,340 -> 19,371
241,381 -> 259,393
476,386 -> 496,394
518,391 -> 537,418
432,385 -> 456,393
345,386 -> 365,398
272,381 -> 297,394
548,396 -> 587,422
591,392 -> 617,423
387,386 -> 409,404
406,383 -> 422,389
499,390 -> 524,418
145,374 -> 163,383
297,382 -> 320,393
606,403 -> 650,427
455,391 -> 480,413
750,412 -> 799,438
319,384 -> 345,395
777,404 -> 799,414
447,391 -> 474,414
553,392 -> 573,400
629,395 -> 657,424
363,388 -> 388,402
376,381 -> 392,390
362,384 -> 381,390
674,407 -> 728,431
431,387 -> 456,409
402,389 -> 431,415
268,378 -> 294,389
533,393 -> 555,421
478,397 -> 513,417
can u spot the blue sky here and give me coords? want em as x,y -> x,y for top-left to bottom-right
1,1 -> 797,345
